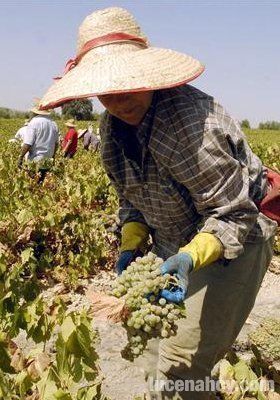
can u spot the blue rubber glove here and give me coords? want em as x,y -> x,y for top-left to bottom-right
115,249 -> 143,275
160,253 -> 193,303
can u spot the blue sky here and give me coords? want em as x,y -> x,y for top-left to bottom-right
0,0 -> 279,127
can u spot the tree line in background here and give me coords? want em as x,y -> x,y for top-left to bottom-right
0,99 -> 100,121
240,119 -> 280,130
0,102 -> 279,129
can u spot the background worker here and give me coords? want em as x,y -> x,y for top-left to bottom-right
18,104 -> 59,183
83,123 -> 100,152
14,118 -> 29,143
62,119 -> 78,158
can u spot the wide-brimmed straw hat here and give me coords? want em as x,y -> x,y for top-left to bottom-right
31,98 -> 51,115
78,128 -> 88,138
64,119 -> 76,128
30,106 -> 51,115
39,7 -> 205,110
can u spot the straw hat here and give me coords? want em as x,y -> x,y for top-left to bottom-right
39,7 -> 205,110
30,98 -> 51,115
78,128 -> 88,138
30,106 -> 51,115
64,119 -> 76,127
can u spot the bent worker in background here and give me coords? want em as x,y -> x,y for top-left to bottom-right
18,105 -> 59,184
39,7 -> 278,399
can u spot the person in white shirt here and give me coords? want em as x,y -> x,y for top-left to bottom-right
18,106 -> 59,183
14,119 -> 29,142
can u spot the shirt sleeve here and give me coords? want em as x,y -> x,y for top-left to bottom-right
107,173 -> 147,226
171,126 -> 259,259
118,196 -> 147,226
23,124 -> 36,146
14,130 -> 21,140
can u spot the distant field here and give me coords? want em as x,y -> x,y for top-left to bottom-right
0,118 -> 279,145
244,128 -> 280,146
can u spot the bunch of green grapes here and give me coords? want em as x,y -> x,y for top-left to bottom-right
112,252 -> 185,360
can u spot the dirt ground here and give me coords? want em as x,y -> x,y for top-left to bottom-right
90,257 -> 280,400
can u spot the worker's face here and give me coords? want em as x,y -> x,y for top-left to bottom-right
97,91 -> 154,126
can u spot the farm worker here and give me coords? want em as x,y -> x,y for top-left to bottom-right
18,104 -> 59,183
83,124 -> 100,152
78,124 -> 100,152
9,119 -> 29,144
62,119 -> 78,158
38,7 -> 277,399
14,118 -> 29,143
78,128 -> 88,140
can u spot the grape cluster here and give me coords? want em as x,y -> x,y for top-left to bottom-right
112,252 -> 185,359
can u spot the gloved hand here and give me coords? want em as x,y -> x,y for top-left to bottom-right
115,249 -> 143,275
160,232 -> 223,303
116,221 -> 150,275
120,222 -> 149,253
160,253 -> 193,303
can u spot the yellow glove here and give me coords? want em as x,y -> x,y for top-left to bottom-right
179,232 -> 223,270
120,222 -> 150,252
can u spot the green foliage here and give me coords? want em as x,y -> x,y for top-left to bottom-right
244,128 -> 280,147
218,358 -> 267,400
0,119 -> 115,399
259,121 -> 280,130
62,100 -> 94,121
0,107 -> 29,119
241,119 -> 251,129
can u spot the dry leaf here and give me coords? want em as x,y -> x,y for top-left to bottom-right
11,348 -> 26,372
7,339 -> 18,356
27,352 -> 51,380
268,393 -> 280,400
86,287 -> 129,323
16,222 -> 35,245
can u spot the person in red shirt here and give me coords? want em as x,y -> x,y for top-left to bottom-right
62,119 -> 78,158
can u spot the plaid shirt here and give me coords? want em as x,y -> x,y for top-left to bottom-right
100,85 -> 277,260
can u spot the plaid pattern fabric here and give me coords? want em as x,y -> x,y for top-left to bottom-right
100,85 -> 277,260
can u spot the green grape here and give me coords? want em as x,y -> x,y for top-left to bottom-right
112,252 -> 186,360
135,336 -> 142,343
144,325 -> 152,333
127,319 -> 133,327
167,314 -> 175,322
161,308 -> 168,316
161,329 -> 169,338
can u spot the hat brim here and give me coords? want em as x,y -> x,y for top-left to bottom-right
65,123 -> 76,127
78,129 -> 88,138
39,47 -> 205,109
30,107 -> 51,115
